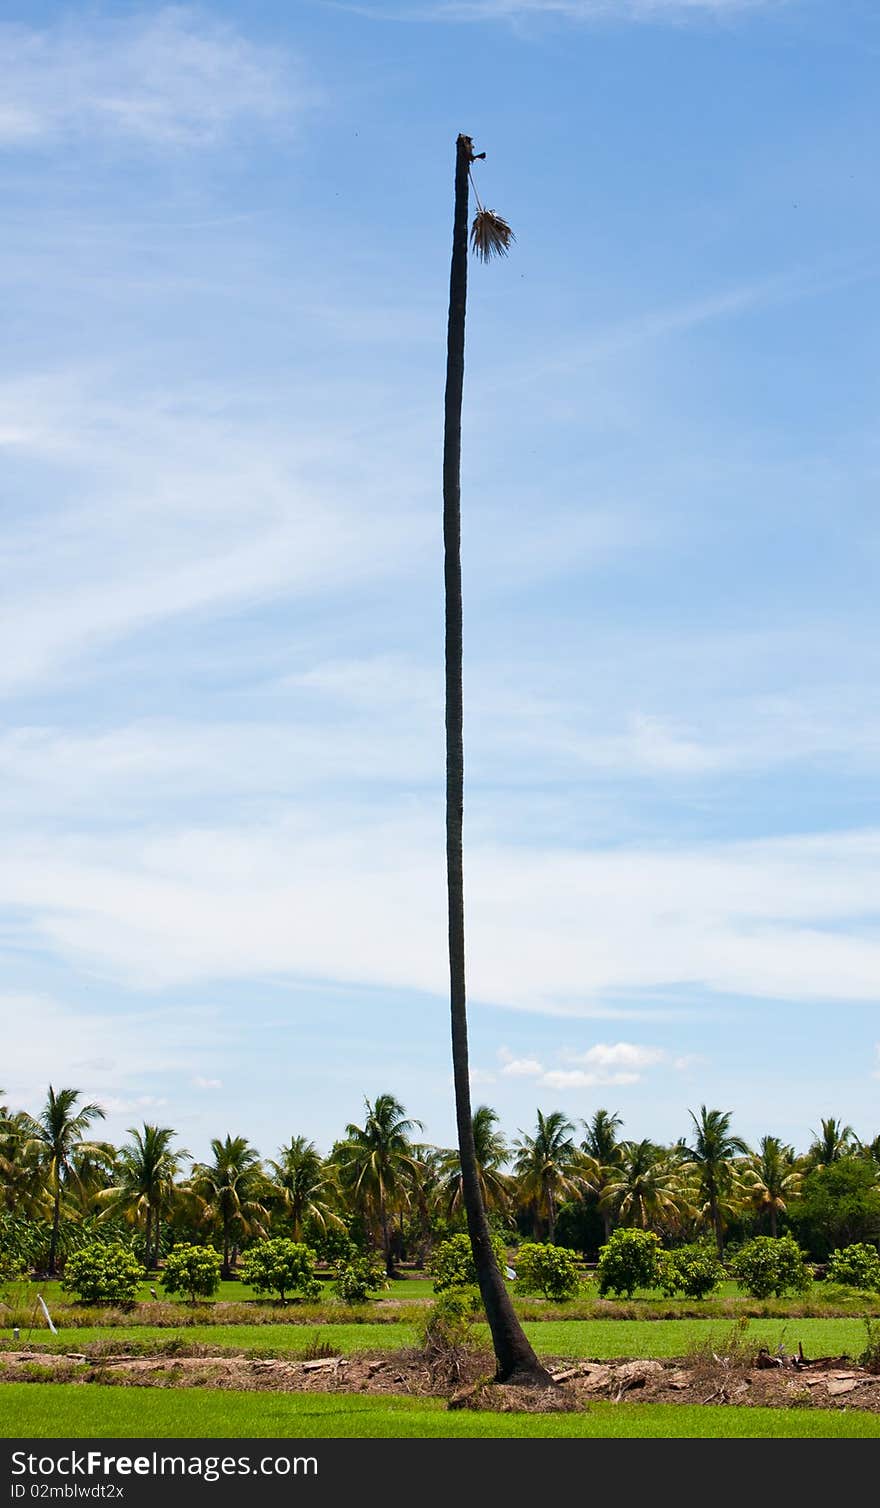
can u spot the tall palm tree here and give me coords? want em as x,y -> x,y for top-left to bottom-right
581,1109 -> 624,1241
332,1095 -> 423,1277
100,1124 -> 188,1270
683,1106 -> 750,1259
190,1135 -> 268,1279
438,1106 -> 512,1220
807,1117 -> 856,1169
20,1086 -> 108,1275
743,1135 -> 802,1238
267,1136 -> 341,1243
513,1110 -> 588,1244
443,132 -> 547,1386
602,1140 -> 684,1233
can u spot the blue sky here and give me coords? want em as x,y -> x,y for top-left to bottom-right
2,0 -> 879,1165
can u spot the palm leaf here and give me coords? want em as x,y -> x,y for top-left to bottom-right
470,209 -> 515,263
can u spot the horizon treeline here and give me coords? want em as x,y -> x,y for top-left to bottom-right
2,1086 -> 879,1276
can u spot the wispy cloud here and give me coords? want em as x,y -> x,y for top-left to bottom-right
341,0 -> 784,25
496,1041 -> 669,1090
0,8 -> 307,148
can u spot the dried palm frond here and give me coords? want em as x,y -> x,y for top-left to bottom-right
470,208 -> 515,263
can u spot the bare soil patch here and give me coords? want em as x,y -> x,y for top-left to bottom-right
3,1346 -> 880,1412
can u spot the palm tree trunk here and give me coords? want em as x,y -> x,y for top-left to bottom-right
48,1183 -> 61,1276
145,1206 -> 153,1274
769,1206 -> 778,1239
444,132 -> 551,1386
222,1220 -> 230,1280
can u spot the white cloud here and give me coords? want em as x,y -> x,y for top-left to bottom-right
564,1042 -> 667,1069
193,1076 -> 223,1090
0,9 -> 307,148
5,822 -> 880,1014
540,1068 -> 640,1089
500,1057 -> 545,1077
352,0 -> 784,25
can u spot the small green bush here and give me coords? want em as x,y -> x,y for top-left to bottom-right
61,1241 -> 143,1306
859,1318 -> 880,1374
827,1243 -> 880,1292
239,1239 -> 321,1303
596,1229 -> 662,1297
658,1244 -> 724,1300
416,1287 -> 481,1351
730,1234 -> 812,1299
429,1232 -> 507,1292
161,1243 -> 222,1303
514,1242 -> 580,1301
333,1255 -> 385,1305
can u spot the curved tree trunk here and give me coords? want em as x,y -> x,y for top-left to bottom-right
444,132 -> 551,1386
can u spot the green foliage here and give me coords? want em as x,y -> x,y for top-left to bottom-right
658,1244 -> 724,1300
730,1235 -> 812,1299
596,1229 -> 662,1297
416,1286 -> 481,1353
61,1241 -> 143,1306
514,1242 -> 580,1301
429,1231 -> 507,1291
161,1243 -> 222,1303
827,1243 -> 880,1293
788,1161 -> 880,1261
859,1319 -> 880,1374
333,1255 -> 385,1305
238,1239 -> 321,1303
306,1224 -> 359,1266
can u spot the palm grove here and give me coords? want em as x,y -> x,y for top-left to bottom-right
2,1086 -> 878,1279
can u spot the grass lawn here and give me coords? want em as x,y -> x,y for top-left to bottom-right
5,1316 -> 870,1360
1,1384 -> 878,1438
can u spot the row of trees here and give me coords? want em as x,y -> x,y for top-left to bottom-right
2,1087 -> 878,1276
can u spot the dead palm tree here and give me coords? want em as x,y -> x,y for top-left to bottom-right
442,133 -> 549,1386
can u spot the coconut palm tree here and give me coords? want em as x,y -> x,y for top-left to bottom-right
20,1086 -> 109,1275
437,1106 -> 513,1220
682,1106 -> 750,1259
190,1135 -> 268,1279
513,1110 -> 589,1243
100,1124 -> 188,1270
743,1135 -> 802,1238
807,1117 -> 857,1169
442,133 -> 547,1386
581,1109 -> 624,1241
332,1095 -> 423,1277
267,1136 -> 341,1243
602,1140 -> 685,1232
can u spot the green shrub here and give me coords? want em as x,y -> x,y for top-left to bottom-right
161,1243 -> 222,1303
859,1319 -> 880,1374
306,1224 -> 360,1266
657,1244 -> 724,1300
429,1232 -> 507,1292
827,1242 -> 880,1292
596,1229 -> 662,1297
730,1234 -> 812,1299
238,1239 -> 321,1303
514,1242 -> 580,1301
416,1287 -> 481,1354
61,1241 -> 144,1306
333,1255 -> 385,1305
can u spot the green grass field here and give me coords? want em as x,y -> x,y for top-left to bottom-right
4,1316 -> 869,1360
1,1383 -> 878,1438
